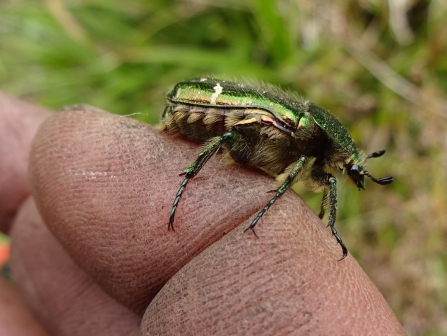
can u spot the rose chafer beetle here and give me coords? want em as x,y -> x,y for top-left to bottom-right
161,78 -> 393,260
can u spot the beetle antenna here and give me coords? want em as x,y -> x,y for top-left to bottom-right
364,150 -> 393,185
364,171 -> 393,185
367,149 -> 386,159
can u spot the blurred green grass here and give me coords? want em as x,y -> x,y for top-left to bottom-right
1,0 -> 447,334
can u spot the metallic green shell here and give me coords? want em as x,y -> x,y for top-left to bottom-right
166,78 -> 306,130
308,103 -> 362,163
167,78 -> 362,163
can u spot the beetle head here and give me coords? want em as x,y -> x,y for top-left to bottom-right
347,150 -> 393,190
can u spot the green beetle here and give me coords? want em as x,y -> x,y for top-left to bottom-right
161,78 -> 393,260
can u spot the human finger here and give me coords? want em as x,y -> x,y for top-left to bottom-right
0,276 -> 49,335
0,92 -> 51,233
10,197 -> 141,335
29,105 -> 275,313
142,196 -> 406,335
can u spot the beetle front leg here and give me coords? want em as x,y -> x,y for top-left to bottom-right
168,131 -> 235,230
312,170 -> 348,260
326,176 -> 348,260
245,155 -> 308,235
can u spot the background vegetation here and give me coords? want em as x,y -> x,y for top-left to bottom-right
1,0 -> 446,334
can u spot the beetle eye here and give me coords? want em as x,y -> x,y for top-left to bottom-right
348,165 -> 365,190
349,165 -> 360,178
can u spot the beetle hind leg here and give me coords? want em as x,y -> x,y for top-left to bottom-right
168,131 -> 235,230
169,177 -> 190,230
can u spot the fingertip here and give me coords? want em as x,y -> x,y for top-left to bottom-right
28,106 -> 276,312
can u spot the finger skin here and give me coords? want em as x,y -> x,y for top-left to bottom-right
10,197 -> 141,336
0,92 -> 51,233
0,277 -> 49,336
142,206 -> 406,335
0,92 -> 52,335
29,105 -> 276,313
29,105 -> 405,335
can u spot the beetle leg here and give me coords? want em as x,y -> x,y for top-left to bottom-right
311,170 -> 347,260
168,131 -> 234,230
326,176 -> 348,260
318,191 -> 328,219
245,155 -> 308,235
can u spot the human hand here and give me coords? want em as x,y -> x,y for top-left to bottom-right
0,92 -> 51,335
2,97 -> 406,335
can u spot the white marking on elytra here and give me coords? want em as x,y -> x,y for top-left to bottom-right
210,82 -> 223,104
